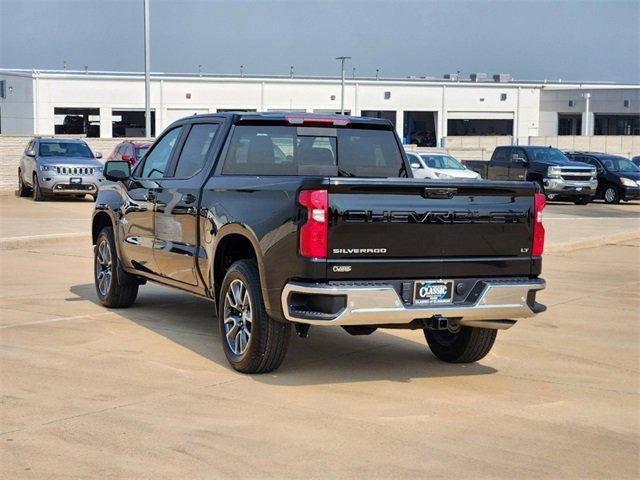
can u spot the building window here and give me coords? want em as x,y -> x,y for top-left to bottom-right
500,93 -> 507,101
54,107 -> 100,137
447,119 -> 513,136
361,110 -> 396,126
112,110 -> 155,137
558,114 -> 582,135
594,115 -> 640,135
623,100 -> 630,108
568,100 -> 575,107
384,91 -> 391,100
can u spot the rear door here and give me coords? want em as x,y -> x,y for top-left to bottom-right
488,147 -> 510,180
153,120 -> 222,286
509,147 -> 528,181
326,179 -> 536,279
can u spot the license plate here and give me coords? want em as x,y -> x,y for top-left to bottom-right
414,280 -> 454,304
70,177 -> 82,184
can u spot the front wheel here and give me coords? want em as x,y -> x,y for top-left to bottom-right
218,259 -> 290,373
17,169 -> 31,197
604,186 -> 620,204
32,173 -> 45,201
94,226 -> 139,308
424,326 -> 497,363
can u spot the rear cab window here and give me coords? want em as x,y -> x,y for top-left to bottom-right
221,124 -> 405,177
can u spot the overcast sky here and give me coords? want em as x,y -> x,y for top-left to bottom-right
1,0 -> 638,83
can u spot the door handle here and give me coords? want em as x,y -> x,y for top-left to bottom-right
182,194 -> 196,204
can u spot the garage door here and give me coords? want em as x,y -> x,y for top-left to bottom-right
165,108 -> 210,125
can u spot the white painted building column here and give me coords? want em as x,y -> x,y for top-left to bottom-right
439,85 -> 447,146
395,110 -> 404,143
582,93 -> 592,135
99,107 -> 112,138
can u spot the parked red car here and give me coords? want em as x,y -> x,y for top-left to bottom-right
107,141 -> 151,166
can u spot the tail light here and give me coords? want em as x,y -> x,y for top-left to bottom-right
298,189 -> 328,258
532,193 -> 546,256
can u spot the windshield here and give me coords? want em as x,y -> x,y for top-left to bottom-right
600,156 -> 639,173
222,125 -> 406,177
135,146 -> 150,159
39,142 -> 93,158
419,154 -> 465,170
527,147 -> 569,163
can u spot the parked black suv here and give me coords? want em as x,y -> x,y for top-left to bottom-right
93,113 -> 546,373
465,146 -> 597,204
565,152 -> 640,203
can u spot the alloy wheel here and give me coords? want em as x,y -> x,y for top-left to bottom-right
95,239 -> 113,296
604,187 -> 616,203
223,279 -> 252,355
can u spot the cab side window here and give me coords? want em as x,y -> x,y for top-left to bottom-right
141,127 -> 182,179
492,147 -> 509,162
173,123 -> 219,178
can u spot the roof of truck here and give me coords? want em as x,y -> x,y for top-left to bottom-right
171,111 -> 395,130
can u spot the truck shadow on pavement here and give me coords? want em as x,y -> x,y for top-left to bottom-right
68,283 -> 497,384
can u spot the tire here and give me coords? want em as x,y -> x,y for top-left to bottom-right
32,173 -> 45,201
17,169 -> 31,197
218,259 -> 290,374
573,196 -> 591,205
424,326 -> 497,363
94,226 -> 139,308
604,186 -> 620,204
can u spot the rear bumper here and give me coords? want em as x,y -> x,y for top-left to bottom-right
281,278 -> 546,330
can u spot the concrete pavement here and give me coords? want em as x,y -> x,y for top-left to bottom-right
0,237 -> 638,478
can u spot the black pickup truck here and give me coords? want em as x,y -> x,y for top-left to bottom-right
465,145 -> 597,204
93,113 -> 546,373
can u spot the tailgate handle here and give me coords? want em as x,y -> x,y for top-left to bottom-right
423,187 -> 457,199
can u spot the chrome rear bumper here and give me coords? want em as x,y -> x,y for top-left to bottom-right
282,279 -> 546,330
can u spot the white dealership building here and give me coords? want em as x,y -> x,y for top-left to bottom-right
0,69 -> 638,147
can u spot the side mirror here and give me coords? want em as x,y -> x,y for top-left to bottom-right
121,154 -> 132,162
26,149 -> 36,157
95,152 -> 102,159
104,160 -> 131,182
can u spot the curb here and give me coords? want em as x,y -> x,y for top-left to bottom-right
0,232 -> 91,250
545,230 -> 640,253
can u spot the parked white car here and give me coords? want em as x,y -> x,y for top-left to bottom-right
406,151 -> 481,180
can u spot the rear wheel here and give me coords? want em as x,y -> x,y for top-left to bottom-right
604,186 -> 620,204
218,259 -> 290,373
94,226 -> 139,308
17,169 -> 31,197
32,173 -> 45,201
424,326 -> 497,363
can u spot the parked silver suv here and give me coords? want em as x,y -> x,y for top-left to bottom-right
18,138 -> 105,201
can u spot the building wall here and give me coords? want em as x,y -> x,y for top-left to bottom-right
0,74 -> 35,134
28,75 -> 543,142
539,87 -> 640,136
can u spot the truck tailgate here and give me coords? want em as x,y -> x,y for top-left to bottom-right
326,178 -> 537,279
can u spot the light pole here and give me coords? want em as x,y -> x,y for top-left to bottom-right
335,56 -> 351,115
143,0 -> 151,138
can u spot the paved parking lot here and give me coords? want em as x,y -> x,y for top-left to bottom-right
0,193 -> 638,478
